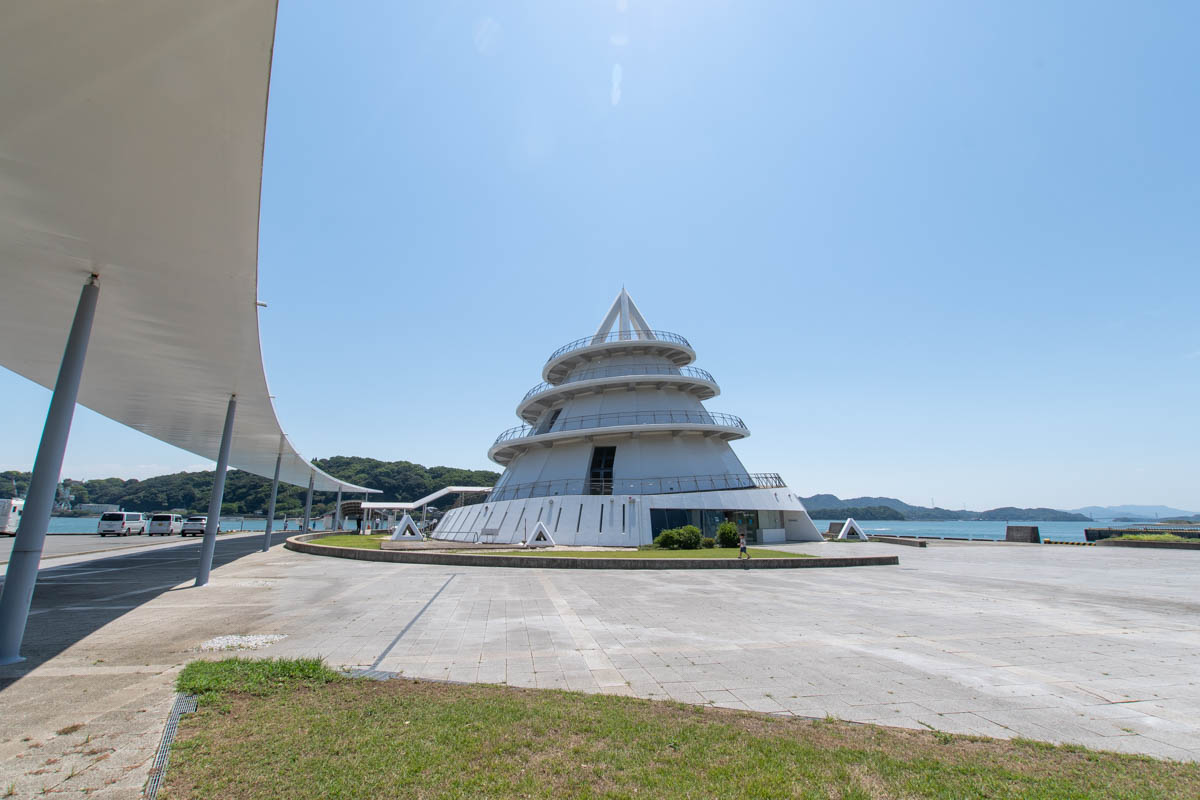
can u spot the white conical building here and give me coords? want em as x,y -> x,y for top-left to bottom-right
433,290 -> 822,546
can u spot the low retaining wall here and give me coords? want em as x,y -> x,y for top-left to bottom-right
1005,525 -> 1041,543
1086,527 -> 1200,542
868,536 -> 927,548
1096,539 -> 1200,550
286,534 -> 899,570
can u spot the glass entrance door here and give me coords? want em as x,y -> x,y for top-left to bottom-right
587,446 -> 616,495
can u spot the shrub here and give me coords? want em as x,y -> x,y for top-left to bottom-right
654,528 -> 682,549
716,521 -> 739,548
701,537 -> 715,549
678,525 -> 703,550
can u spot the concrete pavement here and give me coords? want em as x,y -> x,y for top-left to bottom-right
1,536 -> 1198,797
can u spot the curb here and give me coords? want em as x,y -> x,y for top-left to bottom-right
285,535 -> 899,570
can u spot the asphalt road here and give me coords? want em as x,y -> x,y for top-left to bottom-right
0,530 -> 267,564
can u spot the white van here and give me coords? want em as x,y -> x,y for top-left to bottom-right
98,511 -> 146,536
148,513 -> 184,535
1,498 -> 23,535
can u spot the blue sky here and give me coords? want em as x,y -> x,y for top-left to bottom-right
3,0 -> 1198,510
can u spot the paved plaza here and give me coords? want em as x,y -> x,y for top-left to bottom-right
1,535 -> 1198,796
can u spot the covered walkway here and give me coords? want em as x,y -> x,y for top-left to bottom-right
0,1 -> 377,663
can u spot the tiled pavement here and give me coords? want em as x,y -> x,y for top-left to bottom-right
2,535 -> 1199,796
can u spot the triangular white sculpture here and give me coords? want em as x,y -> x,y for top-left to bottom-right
389,513 -> 423,541
592,289 -> 656,343
836,518 -> 868,541
525,521 -> 556,548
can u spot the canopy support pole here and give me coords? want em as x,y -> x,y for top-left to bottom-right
302,474 -> 314,532
0,275 -> 99,664
334,488 -> 342,531
195,394 -> 236,587
261,444 -> 282,552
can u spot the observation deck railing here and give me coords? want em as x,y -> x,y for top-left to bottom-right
493,410 -> 747,447
546,329 -> 691,364
487,472 -> 786,501
522,365 -> 717,403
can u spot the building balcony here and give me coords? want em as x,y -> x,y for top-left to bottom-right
488,409 -> 749,466
543,329 -> 695,384
517,365 -> 719,423
487,472 -> 787,501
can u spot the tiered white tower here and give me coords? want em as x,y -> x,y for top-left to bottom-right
433,290 -> 822,546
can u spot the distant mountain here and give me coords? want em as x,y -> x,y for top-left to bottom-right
1071,505 -> 1197,520
805,505 -> 905,521
802,494 -> 1089,522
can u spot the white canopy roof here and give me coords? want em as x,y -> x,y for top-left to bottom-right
0,1 -> 376,495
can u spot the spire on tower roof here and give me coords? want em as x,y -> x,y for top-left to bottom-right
592,289 -> 656,343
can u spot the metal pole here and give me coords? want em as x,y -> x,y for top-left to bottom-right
334,488 -> 342,531
302,473 -> 314,532
0,275 -> 99,664
195,394 -> 237,587
261,447 -> 282,552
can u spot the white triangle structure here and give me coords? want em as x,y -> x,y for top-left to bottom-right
389,513 -> 423,541
836,518 -> 868,541
592,289 -> 656,343
525,521 -> 556,548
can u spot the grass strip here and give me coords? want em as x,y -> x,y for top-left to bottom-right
163,659 -> 1199,800
1111,533 -> 1193,543
483,546 -> 812,559
311,534 -> 389,549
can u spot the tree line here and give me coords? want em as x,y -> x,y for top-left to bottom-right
0,456 -> 500,517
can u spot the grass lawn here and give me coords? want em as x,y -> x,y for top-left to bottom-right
312,534 -> 388,549
163,659 -> 1200,800
1111,533 -> 1195,543
485,546 -> 812,559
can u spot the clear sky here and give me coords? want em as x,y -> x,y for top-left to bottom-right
2,1 -> 1197,511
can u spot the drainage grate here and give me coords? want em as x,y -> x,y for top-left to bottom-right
143,693 -> 198,800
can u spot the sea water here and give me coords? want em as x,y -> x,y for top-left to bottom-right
844,519 -> 1128,543
45,517 -> 329,534
43,515 -> 1127,541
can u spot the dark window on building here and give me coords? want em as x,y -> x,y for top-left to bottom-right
650,508 -> 691,538
588,446 -> 616,495
536,408 -> 562,435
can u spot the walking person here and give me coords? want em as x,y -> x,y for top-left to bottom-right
738,532 -> 750,559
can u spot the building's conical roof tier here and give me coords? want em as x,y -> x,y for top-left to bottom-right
487,289 -> 750,471
517,365 -> 719,424
542,291 -> 695,384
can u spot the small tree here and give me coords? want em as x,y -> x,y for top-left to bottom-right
716,521 -> 739,548
678,525 -> 703,550
654,528 -> 682,549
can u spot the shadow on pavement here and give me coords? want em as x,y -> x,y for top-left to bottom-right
0,532 -> 289,689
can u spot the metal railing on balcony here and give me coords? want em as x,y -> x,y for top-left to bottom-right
487,472 -> 786,501
546,329 -> 691,364
521,365 -> 717,403
493,410 -> 748,446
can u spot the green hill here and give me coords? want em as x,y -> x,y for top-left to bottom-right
1,457 -> 500,517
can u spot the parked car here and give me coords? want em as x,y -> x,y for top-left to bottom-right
98,511 -> 146,536
180,515 -> 208,536
148,513 -> 184,535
